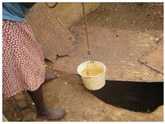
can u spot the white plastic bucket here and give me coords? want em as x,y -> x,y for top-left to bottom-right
77,61 -> 106,90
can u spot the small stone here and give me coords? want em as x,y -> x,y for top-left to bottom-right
106,17 -> 110,22
150,36 -> 154,41
144,44 -> 149,47
155,37 -> 160,41
128,63 -> 135,66
132,20 -> 136,24
120,60 -> 126,63
133,71 -> 140,74
147,14 -> 150,17
64,82 -> 68,85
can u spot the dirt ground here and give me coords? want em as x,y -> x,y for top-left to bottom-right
3,3 -> 163,121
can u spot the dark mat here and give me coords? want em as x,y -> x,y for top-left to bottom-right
91,80 -> 163,113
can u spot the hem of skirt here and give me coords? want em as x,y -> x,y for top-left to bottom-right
27,78 -> 45,92
4,78 -> 45,98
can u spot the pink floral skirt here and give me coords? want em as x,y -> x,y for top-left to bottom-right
3,20 -> 45,98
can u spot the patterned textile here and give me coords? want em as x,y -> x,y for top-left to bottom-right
3,20 -> 45,98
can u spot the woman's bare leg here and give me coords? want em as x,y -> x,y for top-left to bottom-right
27,84 -> 65,120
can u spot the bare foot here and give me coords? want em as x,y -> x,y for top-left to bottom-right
37,108 -> 65,120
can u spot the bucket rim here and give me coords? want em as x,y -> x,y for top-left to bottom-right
77,60 -> 106,78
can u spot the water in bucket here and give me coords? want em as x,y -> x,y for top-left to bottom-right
77,61 -> 106,90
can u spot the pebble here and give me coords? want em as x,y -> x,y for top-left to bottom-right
132,71 -> 140,74
150,36 -> 154,41
64,82 -> 68,85
120,60 -> 126,63
132,20 -> 136,24
155,37 -> 160,41
105,17 -> 110,22
128,63 -> 135,66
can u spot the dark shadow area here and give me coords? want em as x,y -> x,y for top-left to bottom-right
91,80 -> 163,113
